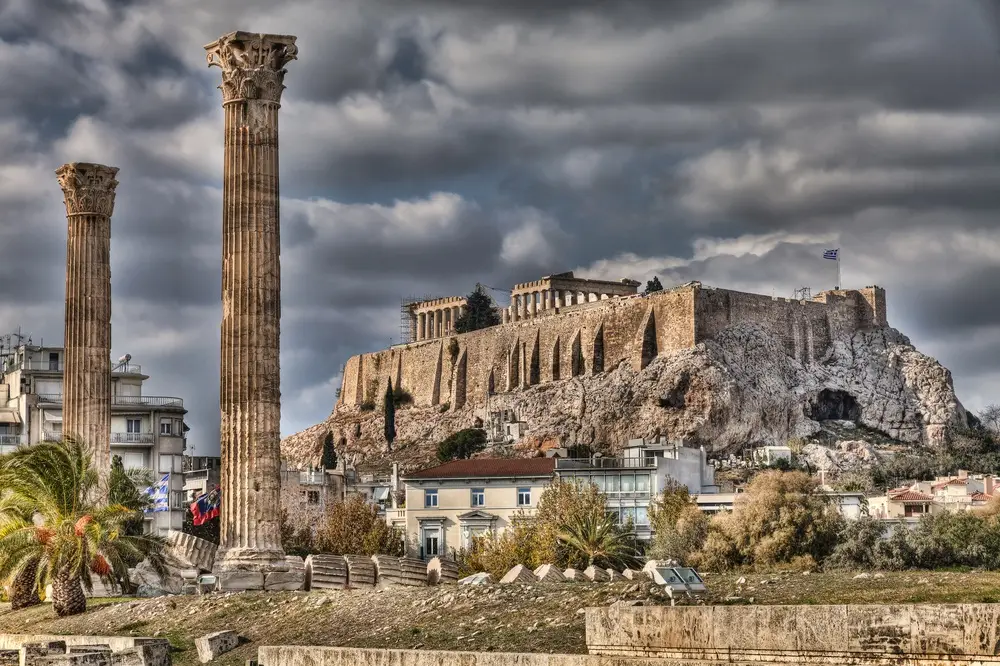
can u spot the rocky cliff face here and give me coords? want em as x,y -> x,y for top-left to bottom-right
281,324 -> 968,469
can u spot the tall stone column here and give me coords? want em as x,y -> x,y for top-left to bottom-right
205,31 -> 298,584
56,162 -> 118,474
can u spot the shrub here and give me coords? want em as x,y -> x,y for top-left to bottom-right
315,495 -> 405,556
437,428 -> 488,462
648,481 -> 709,564
456,518 -> 536,579
359,401 -> 376,412
392,385 -> 413,406
691,470 -> 844,571
530,479 -> 615,568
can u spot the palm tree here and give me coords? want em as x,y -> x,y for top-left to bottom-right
0,438 -> 168,616
557,510 -> 639,571
0,452 -> 40,610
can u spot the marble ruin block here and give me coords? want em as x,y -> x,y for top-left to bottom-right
371,555 -> 403,587
584,566 -> 610,582
304,554 -> 348,591
499,565 -> 537,584
606,568 -> 626,582
563,568 -> 584,581
195,631 -> 239,664
398,557 -> 428,587
533,564 -> 567,583
344,555 -> 377,589
427,557 -> 459,585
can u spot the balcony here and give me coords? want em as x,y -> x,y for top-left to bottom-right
33,394 -> 184,408
299,471 -> 327,485
111,432 -> 155,444
5,360 -> 143,374
0,434 -> 27,447
42,430 -> 62,442
554,456 -> 656,470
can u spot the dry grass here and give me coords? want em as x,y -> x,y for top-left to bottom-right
3,571 -> 1000,666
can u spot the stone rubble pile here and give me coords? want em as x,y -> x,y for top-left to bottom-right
2,638 -> 171,666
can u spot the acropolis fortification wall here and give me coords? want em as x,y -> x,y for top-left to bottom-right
338,282 -> 888,414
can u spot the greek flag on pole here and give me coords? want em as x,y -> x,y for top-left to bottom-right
823,249 -> 839,260
145,474 -> 170,513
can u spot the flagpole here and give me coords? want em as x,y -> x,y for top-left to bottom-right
837,250 -> 842,290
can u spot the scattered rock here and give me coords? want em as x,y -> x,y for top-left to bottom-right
195,630 -> 239,663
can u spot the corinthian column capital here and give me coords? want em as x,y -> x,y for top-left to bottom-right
55,162 -> 120,218
205,31 -> 298,105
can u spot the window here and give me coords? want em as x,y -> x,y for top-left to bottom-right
636,474 -> 650,495
621,474 -> 636,494
126,418 -> 141,434
606,475 -> 620,494
159,419 -> 172,435
471,488 -> 485,507
48,352 -> 59,371
621,506 -> 636,525
159,455 -> 174,474
121,452 -> 145,469
635,506 -> 649,526
424,489 -> 438,507
517,487 -> 531,506
423,528 -> 440,558
307,491 -> 320,505
593,475 -> 605,492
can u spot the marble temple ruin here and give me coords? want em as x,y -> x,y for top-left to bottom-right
205,31 -> 298,588
55,162 -> 119,473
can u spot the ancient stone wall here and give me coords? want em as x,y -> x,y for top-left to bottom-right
586,603 -> 1000,659
338,283 -> 885,416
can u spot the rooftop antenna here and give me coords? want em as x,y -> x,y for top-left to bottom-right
794,286 -> 812,300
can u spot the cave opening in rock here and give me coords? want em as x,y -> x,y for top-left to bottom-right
807,389 -> 862,422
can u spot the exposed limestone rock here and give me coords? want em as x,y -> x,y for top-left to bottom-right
283,324 -> 967,466
801,440 -> 882,476
499,565 -> 537,584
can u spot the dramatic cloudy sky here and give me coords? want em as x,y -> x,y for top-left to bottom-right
2,0 -> 999,456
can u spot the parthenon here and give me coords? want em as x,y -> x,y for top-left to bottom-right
505,272 -> 641,323
407,272 -> 641,342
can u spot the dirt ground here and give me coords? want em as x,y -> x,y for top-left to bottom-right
2,571 -> 1000,666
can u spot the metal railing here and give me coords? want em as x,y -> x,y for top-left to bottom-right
41,430 -> 62,442
32,394 -> 184,408
554,456 -> 656,470
4,360 -> 142,374
110,432 -> 154,444
299,471 -> 327,485
0,434 -> 26,447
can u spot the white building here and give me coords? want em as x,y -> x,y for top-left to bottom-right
0,344 -> 189,535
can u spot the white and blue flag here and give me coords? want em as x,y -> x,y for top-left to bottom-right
145,474 -> 170,513
823,248 -> 839,260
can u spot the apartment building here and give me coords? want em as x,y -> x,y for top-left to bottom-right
0,344 -> 188,534
392,458 -> 555,560
869,471 -> 998,521
182,455 -> 222,502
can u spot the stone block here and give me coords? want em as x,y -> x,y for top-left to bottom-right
583,566 -> 609,583
712,605 -> 757,650
532,564 -> 566,583
605,568 -> 625,582
180,585 -> 199,596
398,557 -> 427,587
284,556 -> 305,575
304,554 -> 347,591
66,649 -> 110,656
165,531 -> 217,573
458,573 -> 491,586
23,642 -> 67,666
0,651 -> 19,666
216,571 -> 264,592
911,604 -> 964,655
40,654 -> 109,666
264,571 -> 304,592
499,565 -> 536,585
755,606 -> 799,652
343,555 -> 376,589
129,640 -> 170,666
371,556 -> 403,587
563,568 -> 584,581
426,557 -> 458,585
195,631 -> 239,664
794,604 -> 848,653
621,568 -> 647,580
964,603 -> 1000,656
847,605 -> 912,655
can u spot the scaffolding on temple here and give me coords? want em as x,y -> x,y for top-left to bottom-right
399,296 -> 430,344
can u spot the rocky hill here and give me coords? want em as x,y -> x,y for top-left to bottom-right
281,323 -> 968,471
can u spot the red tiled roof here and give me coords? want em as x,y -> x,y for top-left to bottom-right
404,457 -> 556,480
971,492 -> 992,501
889,490 -> 933,502
932,478 -> 968,490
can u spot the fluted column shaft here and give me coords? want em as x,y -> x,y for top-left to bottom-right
57,162 -> 117,475
207,31 -> 298,575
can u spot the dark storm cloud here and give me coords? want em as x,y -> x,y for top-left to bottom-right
2,0 -> 1000,453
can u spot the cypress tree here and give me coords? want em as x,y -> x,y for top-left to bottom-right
384,378 -> 396,451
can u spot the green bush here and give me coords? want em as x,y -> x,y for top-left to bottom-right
436,428 -> 487,462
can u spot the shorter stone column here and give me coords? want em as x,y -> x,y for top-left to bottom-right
555,291 -> 564,308
529,293 -> 538,317
453,305 -> 461,331
502,309 -> 510,324
418,313 -> 425,341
